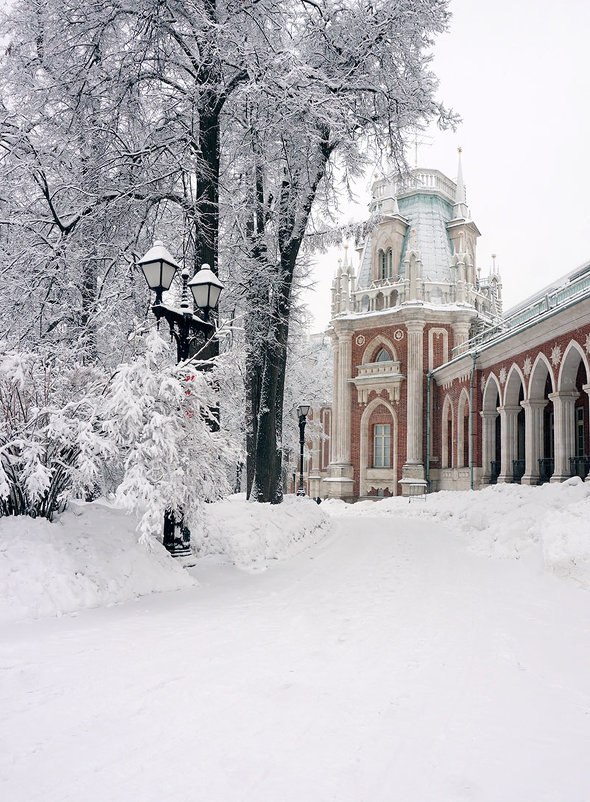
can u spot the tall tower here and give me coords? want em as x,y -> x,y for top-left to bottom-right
325,153 -> 499,499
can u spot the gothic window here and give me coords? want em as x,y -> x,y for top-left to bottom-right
377,249 -> 386,279
442,397 -> 453,468
386,248 -> 393,278
373,424 -> 391,468
373,348 -> 391,363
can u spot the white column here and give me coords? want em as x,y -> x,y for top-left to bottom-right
479,410 -> 497,484
584,384 -> 590,482
497,405 -> 520,483
405,320 -> 425,465
330,334 -> 340,462
452,320 -> 471,356
521,399 -> 546,485
550,390 -> 579,481
325,329 -> 354,499
338,332 -> 353,465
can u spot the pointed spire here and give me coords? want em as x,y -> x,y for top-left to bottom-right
453,146 -> 470,220
456,147 -> 466,205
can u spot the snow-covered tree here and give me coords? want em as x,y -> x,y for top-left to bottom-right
0,344 -> 109,519
101,329 -> 238,541
225,0 -> 456,502
0,0 -> 456,509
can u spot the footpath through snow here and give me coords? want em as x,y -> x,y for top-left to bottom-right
1,497 -> 590,801
0,479 -> 589,623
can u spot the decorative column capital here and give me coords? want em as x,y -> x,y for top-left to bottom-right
497,404 -> 522,415
548,390 -> 579,403
520,399 -> 548,410
405,320 -> 425,335
480,410 -> 499,420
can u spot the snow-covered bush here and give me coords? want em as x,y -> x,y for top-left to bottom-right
0,344 -> 108,520
102,330 -> 238,542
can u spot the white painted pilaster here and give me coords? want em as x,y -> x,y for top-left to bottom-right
497,405 -> 520,483
479,410 -> 497,484
550,390 -> 579,481
520,399 -> 546,485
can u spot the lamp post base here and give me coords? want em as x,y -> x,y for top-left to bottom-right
163,510 -> 191,558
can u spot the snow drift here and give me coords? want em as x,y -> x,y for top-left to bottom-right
0,495 -> 330,623
323,477 -> 590,589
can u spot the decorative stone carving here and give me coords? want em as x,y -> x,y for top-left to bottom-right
355,334 -> 366,346
351,360 -> 404,405
550,344 -> 562,366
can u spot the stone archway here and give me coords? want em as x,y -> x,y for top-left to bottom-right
522,353 -> 555,484
553,341 -> 590,481
457,388 -> 471,468
481,374 -> 501,484
498,365 -> 526,483
359,397 -> 398,497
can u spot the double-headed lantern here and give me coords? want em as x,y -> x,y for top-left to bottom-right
137,241 -> 225,558
139,241 -> 223,319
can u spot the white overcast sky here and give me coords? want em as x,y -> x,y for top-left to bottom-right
305,0 -> 590,329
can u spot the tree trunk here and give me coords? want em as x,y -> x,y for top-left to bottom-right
248,133 -> 333,503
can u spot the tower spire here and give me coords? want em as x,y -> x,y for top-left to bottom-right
453,146 -> 470,220
456,147 -> 466,205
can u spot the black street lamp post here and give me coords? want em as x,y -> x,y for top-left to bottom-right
296,404 -> 311,497
138,240 -> 223,556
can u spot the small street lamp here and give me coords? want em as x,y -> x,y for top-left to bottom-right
138,241 -> 224,556
296,404 -> 311,497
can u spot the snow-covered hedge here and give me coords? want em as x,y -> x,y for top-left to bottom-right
0,499 -> 196,624
195,494 -> 330,570
0,495 -> 330,623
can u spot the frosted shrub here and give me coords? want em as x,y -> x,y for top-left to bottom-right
102,330 -> 237,542
0,345 -> 108,520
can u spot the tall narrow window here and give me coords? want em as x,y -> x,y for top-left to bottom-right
374,424 -> 391,468
386,248 -> 393,277
378,249 -> 386,279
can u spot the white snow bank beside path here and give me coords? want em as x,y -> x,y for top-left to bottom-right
0,500 -> 195,624
197,495 -> 330,571
324,478 -> 590,588
0,496 -> 330,623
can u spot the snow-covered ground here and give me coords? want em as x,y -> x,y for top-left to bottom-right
1,484 -> 590,800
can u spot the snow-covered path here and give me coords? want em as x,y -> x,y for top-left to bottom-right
2,515 -> 590,802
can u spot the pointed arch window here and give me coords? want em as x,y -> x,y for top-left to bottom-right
386,248 -> 393,278
373,348 -> 391,363
378,249 -> 386,279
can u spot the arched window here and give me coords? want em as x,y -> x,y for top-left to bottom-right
373,348 -> 391,363
386,248 -> 393,278
377,249 -> 386,279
